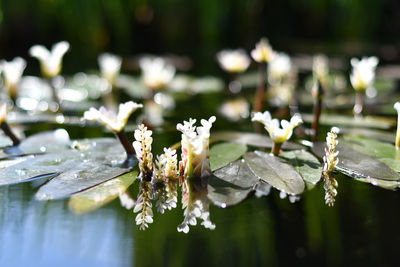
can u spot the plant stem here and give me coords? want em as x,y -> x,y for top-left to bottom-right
253,62 -> 267,112
311,81 -> 324,141
47,78 -> 63,113
116,130 -> 135,156
271,142 -> 282,156
396,114 -> 400,149
353,91 -> 365,118
1,122 -> 20,146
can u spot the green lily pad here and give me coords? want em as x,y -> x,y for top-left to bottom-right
210,142 -> 247,171
280,150 -> 322,190
340,128 -> 395,143
68,170 -> 138,214
0,138 -> 131,187
302,113 -> 395,129
211,131 -> 303,150
341,136 -> 400,172
244,151 -> 305,195
208,159 -> 259,207
312,142 -> 400,189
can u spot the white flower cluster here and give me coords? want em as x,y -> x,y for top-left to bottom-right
350,56 -> 378,91
133,124 -> 154,179
217,49 -> 250,73
98,53 -> 122,85
29,41 -> 70,78
252,111 -> 302,144
139,57 -> 175,90
159,148 -> 178,210
177,116 -> 216,178
251,37 -> 274,63
322,128 -> 339,207
84,101 -> 143,133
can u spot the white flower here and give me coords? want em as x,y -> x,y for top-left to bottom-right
177,116 -> 216,178
0,103 -> 6,124
219,97 -> 249,121
83,101 -> 143,133
29,41 -> 70,78
350,56 -> 378,91
217,49 -> 250,73
29,41 -> 69,78
252,111 -> 302,144
98,53 -> 122,85
268,52 -> 292,83
313,54 -> 329,80
119,191 -> 135,210
0,57 -> 26,93
139,57 -> 175,90
251,38 -> 274,63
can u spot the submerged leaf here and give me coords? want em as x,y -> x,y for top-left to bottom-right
280,150 -> 322,190
244,151 -> 305,195
210,142 -> 247,171
212,131 -> 303,150
312,142 -> 400,189
208,159 -> 258,207
68,170 -> 138,214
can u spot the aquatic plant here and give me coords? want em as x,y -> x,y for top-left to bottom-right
176,116 -> 216,233
251,111 -> 302,155
268,52 -> 292,84
139,57 -> 175,91
98,53 -> 122,86
133,124 -> 154,230
322,128 -> 339,207
350,56 -> 378,116
217,49 -> 250,74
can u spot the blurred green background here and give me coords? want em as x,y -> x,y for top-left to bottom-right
0,0 -> 398,75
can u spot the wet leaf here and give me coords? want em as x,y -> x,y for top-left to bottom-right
208,159 -> 258,207
312,142 -> 400,189
0,138 -> 131,187
68,170 -> 138,214
3,129 -> 71,156
302,113 -> 395,129
340,128 -> 395,143
280,150 -> 322,190
210,142 -> 247,171
211,131 -> 303,150
244,151 -> 305,195
341,136 -> 400,172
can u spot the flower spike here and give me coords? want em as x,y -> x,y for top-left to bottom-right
322,128 -> 339,206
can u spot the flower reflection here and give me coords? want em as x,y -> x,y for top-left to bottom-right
219,97 -> 249,121
29,41 -> 70,78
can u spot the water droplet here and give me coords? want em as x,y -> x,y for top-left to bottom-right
40,146 -> 46,152
221,203 -> 227,208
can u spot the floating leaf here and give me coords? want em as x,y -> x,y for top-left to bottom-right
68,170 -> 138,214
244,151 -> 305,195
280,150 -> 322,190
3,129 -> 71,156
0,138 -> 129,187
302,113 -> 395,129
341,136 -> 400,172
210,142 -> 247,171
212,131 -> 303,150
340,128 -> 395,143
312,142 -> 400,189
208,159 -> 258,207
